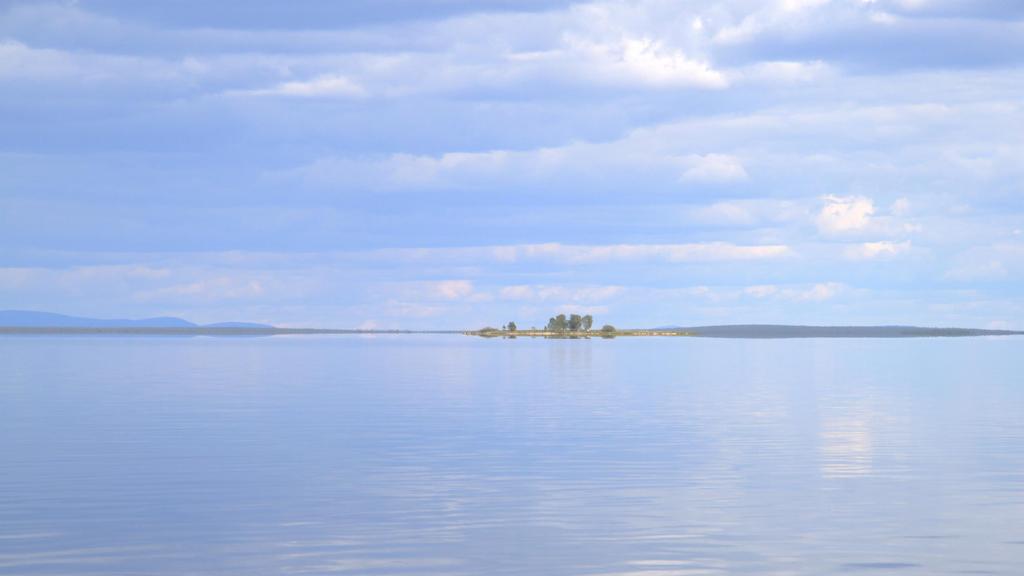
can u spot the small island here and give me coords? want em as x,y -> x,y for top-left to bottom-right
465,320 -> 1024,339
465,313 -> 693,338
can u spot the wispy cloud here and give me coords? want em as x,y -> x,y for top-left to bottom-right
498,284 -> 624,302
681,154 -> 749,183
229,73 -> 367,98
378,242 -> 792,264
741,282 -> 844,302
845,240 -> 912,260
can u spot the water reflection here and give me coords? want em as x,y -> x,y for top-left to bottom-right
820,411 -> 874,478
1,336 -> 1023,574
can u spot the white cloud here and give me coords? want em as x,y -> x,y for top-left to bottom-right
287,93 -> 1023,202
0,39 -> 187,84
890,197 -> 911,216
293,147 -> 561,191
134,277 -> 266,302
0,264 -> 324,311
816,195 -> 875,234
498,285 -> 534,300
693,201 -> 760,226
681,154 -> 749,183
431,279 -> 475,300
498,284 -> 624,302
689,199 -> 808,227
553,304 -> 610,316
845,240 -> 912,259
482,242 -> 792,264
8,0 -> 1024,107
744,284 -> 780,298
689,281 -> 845,302
564,35 -> 728,89
746,282 -> 843,301
713,15 -> 763,45
388,280 -> 487,302
381,300 -> 446,318
797,282 -> 844,301
782,0 -> 833,12
235,73 -> 367,98
0,40 -> 75,79
731,60 -> 834,84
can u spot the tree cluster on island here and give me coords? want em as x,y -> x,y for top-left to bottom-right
488,314 -> 616,335
545,313 -> 592,332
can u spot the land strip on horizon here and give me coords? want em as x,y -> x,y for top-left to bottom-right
2,325 -> 1022,339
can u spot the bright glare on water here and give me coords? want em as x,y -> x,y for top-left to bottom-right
1,335 -> 1023,574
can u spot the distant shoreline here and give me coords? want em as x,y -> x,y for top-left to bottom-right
465,325 -> 1024,339
656,325 -> 1024,339
1,325 -> 1021,339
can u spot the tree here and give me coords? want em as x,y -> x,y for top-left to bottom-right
601,324 -> 616,333
546,314 -> 568,332
507,321 -> 517,332
568,313 -> 582,331
582,315 -> 593,331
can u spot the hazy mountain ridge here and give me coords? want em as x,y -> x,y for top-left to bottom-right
203,322 -> 277,329
0,310 -> 273,329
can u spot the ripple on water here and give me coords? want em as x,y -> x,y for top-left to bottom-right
2,336 -> 1024,574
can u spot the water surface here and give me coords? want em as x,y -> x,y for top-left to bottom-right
1,336 -> 1022,574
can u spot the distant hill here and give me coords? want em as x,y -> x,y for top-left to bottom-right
660,324 -> 1024,338
203,322 -> 276,329
0,310 -> 273,329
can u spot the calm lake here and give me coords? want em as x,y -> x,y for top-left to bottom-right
1,335 -> 1022,575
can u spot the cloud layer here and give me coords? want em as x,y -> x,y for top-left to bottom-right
1,0 -> 1022,328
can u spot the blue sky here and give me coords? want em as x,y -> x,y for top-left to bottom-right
1,0 -> 1022,329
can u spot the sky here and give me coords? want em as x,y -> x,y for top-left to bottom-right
1,0 -> 1022,329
